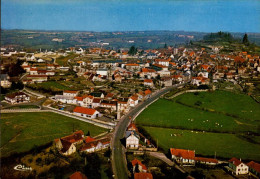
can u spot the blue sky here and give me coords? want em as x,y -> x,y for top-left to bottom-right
1,0 -> 259,32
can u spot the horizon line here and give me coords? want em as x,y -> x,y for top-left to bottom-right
2,28 -> 259,34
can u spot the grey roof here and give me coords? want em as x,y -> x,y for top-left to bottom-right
125,130 -> 140,139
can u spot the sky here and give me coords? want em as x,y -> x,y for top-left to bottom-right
1,0 -> 260,33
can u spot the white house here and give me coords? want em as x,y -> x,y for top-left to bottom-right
63,90 -> 78,97
128,95 -> 139,107
228,158 -> 249,175
125,131 -> 140,149
55,95 -> 77,104
96,68 -> 108,76
73,106 -> 101,119
5,92 -> 30,104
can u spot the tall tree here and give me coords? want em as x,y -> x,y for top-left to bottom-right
242,33 -> 249,45
128,46 -> 137,56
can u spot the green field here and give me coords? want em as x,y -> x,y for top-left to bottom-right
143,127 -> 260,161
1,112 -> 107,157
136,90 -> 260,160
136,98 -> 260,133
175,90 -> 260,121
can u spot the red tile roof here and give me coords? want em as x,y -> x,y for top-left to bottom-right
74,96 -> 84,101
195,157 -> 218,164
142,68 -> 156,73
229,157 -> 242,166
144,89 -> 152,95
131,159 -> 147,170
85,136 -> 96,143
73,107 -> 97,115
58,130 -> 84,144
70,171 -> 88,179
130,95 -> 138,101
170,148 -> 195,160
144,79 -> 153,83
134,173 -> 153,179
247,161 -> 260,173
127,123 -> 138,131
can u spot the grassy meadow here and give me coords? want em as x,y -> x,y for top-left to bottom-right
1,112 -> 107,157
136,90 -> 260,160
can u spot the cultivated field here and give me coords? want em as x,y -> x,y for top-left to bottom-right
1,112 -> 107,157
136,90 -> 260,160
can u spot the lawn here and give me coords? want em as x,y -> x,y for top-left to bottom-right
33,81 -> 71,90
175,90 -> 260,121
6,105 -> 40,109
142,127 -> 260,161
0,112 -> 107,157
135,98 -> 259,133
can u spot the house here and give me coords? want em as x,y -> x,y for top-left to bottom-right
90,92 -> 105,99
58,139 -> 76,156
64,90 -> 79,97
144,89 -> 152,99
171,75 -> 183,83
96,68 -> 108,76
74,96 -> 84,106
140,68 -> 157,78
73,106 -> 101,119
132,159 -> 147,173
5,92 -> 30,104
228,157 -> 249,175
155,58 -> 171,66
144,79 -> 154,87
127,122 -> 138,131
125,63 -> 140,71
80,137 -> 110,153
134,173 -> 153,179
70,172 -> 88,179
129,95 -> 139,107
170,148 -> 195,166
83,95 -> 94,108
247,161 -> 260,177
191,76 -> 210,86
54,130 -> 84,155
126,131 -> 140,149
26,75 -> 48,83
117,98 -> 129,113
92,98 -> 102,108
55,95 -> 77,104
0,74 -> 11,88
195,157 -> 218,166
100,100 -> 117,111
160,77 -> 172,87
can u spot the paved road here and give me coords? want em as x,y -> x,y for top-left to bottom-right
111,84 -> 184,179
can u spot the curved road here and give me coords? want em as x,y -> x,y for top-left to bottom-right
111,84 -> 184,179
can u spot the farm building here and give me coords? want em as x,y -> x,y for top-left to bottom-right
73,106 -> 102,119
170,148 -> 195,166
